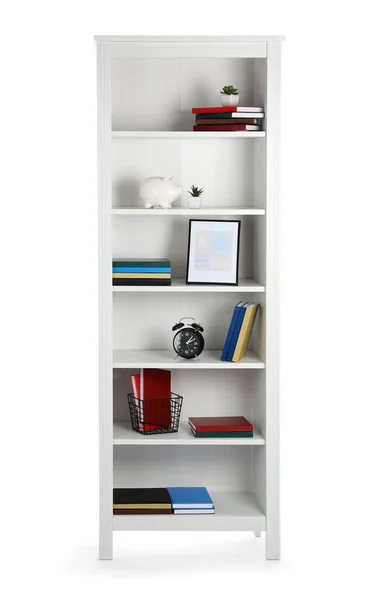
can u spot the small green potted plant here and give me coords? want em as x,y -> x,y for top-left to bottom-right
220,85 -> 239,107
188,185 -> 204,209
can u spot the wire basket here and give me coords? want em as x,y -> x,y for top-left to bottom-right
128,392 -> 183,435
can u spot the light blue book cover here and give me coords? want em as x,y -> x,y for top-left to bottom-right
167,487 -> 214,509
227,302 -> 249,361
221,302 -> 243,361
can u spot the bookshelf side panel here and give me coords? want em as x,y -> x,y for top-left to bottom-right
265,41 -> 281,560
98,42 -> 113,560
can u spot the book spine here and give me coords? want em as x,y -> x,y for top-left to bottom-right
112,267 -> 171,273
190,431 -> 254,438
232,305 -> 259,363
194,124 -> 247,131
221,305 -> 240,361
192,107 -> 240,114
112,273 -> 171,279
112,260 -> 171,268
113,508 -> 173,515
112,279 -> 171,286
227,305 -> 247,361
189,421 -> 253,432
195,118 -> 259,125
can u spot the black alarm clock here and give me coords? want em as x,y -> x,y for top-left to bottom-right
172,317 -> 205,359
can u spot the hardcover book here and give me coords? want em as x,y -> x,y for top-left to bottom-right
190,430 -> 254,438
112,267 -> 171,273
139,369 -> 172,430
112,258 -> 171,268
221,302 -> 244,361
113,508 -> 173,515
232,304 -> 259,363
174,509 -> 215,514
192,106 -> 264,114
226,302 -> 250,361
113,488 -> 172,507
193,124 -> 261,131
113,279 -> 171,286
195,118 -> 260,125
167,487 -> 214,509
112,273 -> 171,279
188,416 -> 253,432
194,111 -> 264,119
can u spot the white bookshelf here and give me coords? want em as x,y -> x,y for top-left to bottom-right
96,35 -> 283,561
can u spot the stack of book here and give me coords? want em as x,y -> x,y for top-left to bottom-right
189,416 -> 254,438
221,302 -> 259,362
113,488 -> 172,515
168,487 -> 215,514
112,258 -> 171,286
192,106 -> 265,132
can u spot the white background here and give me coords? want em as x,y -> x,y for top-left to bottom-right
1,2 -> 373,599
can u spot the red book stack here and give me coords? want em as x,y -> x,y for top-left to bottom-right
192,106 -> 265,132
188,416 -> 254,438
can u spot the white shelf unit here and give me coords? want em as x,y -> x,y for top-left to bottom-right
97,35 -> 283,561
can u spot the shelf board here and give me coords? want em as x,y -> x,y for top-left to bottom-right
113,421 -> 265,446
113,491 -> 265,532
112,349 -> 264,369
111,207 -> 265,216
112,278 -> 265,293
112,130 -> 265,139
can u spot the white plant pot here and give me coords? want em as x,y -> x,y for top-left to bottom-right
221,94 -> 239,107
188,196 -> 202,209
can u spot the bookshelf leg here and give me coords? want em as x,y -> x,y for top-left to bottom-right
255,531 -> 261,538
266,531 -> 280,560
99,528 -> 113,560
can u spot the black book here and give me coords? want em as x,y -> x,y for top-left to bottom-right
112,278 -> 171,286
113,488 -> 172,507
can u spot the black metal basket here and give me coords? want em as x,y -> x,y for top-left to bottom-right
128,392 -> 183,435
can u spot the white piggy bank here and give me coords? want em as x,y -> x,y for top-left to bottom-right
139,176 -> 182,209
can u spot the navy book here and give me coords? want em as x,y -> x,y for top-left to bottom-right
221,302 -> 244,361
227,302 -> 249,361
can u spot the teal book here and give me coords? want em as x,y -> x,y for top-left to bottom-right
190,428 -> 254,438
113,258 -> 170,268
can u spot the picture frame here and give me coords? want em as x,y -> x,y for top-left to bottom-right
186,219 -> 241,285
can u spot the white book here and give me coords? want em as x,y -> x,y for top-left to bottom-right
172,502 -> 214,509
232,112 -> 264,118
174,509 -> 215,514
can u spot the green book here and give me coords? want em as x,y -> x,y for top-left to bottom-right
190,429 -> 254,438
113,258 -> 170,268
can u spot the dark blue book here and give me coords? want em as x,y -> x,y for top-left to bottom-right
227,302 -> 249,361
220,302 -> 244,361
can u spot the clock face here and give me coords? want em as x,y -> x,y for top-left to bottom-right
173,327 -> 204,359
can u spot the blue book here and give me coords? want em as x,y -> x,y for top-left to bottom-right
112,267 -> 171,273
220,302 -> 244,361
227,302 -> 249,361
167,487 -> 214,509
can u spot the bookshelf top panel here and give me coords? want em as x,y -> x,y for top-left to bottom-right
95,35 -> 285,43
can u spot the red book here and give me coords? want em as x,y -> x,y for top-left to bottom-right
188,416 -> 253,432
193,124 -> 259,132
192,106 -> 264,114
139,369 -> 171,431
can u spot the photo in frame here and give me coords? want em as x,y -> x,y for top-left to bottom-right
186,219 -> 241,285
